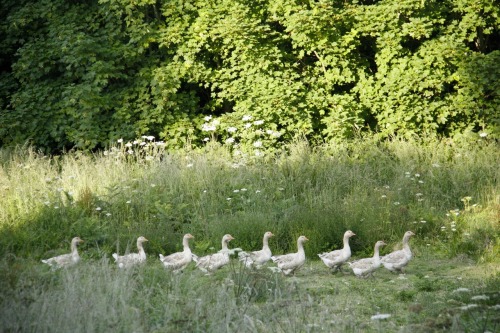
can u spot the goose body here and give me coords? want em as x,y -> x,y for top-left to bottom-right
112,236 -> 148,269
349,241 -> 386,278
271,235 -> 308,276
381,231 -> 415,273
238,231 -> 274,268
318,230 -> 356,271
194,234 -> 235,274
41,237 -> 84,268
159,233 -> 194,273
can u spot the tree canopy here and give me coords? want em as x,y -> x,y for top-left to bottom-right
1,0 -> 499,152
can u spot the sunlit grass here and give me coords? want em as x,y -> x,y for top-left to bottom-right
0,137 -> 499,331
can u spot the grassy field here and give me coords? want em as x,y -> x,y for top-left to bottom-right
0,253 -> 498,332
0,137 -> 499,332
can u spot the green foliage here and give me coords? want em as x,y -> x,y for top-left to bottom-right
0,0 -> 499,152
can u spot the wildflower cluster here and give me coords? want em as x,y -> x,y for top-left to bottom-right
105,136 -> 167,163
200,114 -> 283,161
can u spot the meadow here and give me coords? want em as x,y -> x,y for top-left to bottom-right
0,136 -> 499,332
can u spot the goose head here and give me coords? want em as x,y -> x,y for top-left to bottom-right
344,230 -> 356,238
405,231 -> 415,237
264,231 -> 274,239
72,237 -> 84,245
223,234 -> 235,243
137,236 -> 148,245
298,235 -> 309,243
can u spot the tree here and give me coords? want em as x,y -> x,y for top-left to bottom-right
0,0 -> 498,152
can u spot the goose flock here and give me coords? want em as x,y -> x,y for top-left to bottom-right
41,231 -> 415,277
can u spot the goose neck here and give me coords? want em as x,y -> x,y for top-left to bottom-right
297,239 -> 305,254
71,241 -> 79,254
182,237 -> 191,250
342,235 -> 351,249
262,236 -> 270,250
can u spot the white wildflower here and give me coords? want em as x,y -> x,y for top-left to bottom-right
96,207 -> 102,211
226,137 -> 235,144
253,141 -> 262,147
460,304 -> 478,311
244,123 -> 252,129
371,314 -> 391,320
204,115 -> 212,122
117,138 -> 123,143
227,127 -> 237,133
471,295 -> 490,301
452,288 -> 470,293
254,120 -> 264,125
242,115 -> 252,121
479,132 -> 487,138
271,131 -> 282,137
202,123 -> 216,132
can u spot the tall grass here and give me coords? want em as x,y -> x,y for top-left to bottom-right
1,255 -> 498,332
0,137 -> 499,332
0,137 -> 498,259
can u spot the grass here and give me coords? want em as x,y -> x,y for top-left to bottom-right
0,136 -> 499,332
0,253 -> 498,332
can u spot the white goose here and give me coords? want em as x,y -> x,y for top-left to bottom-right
193,234 -> 235,274
159,233 -> 194,273
238,231 -> 274,269
271,235 -> 308,276
41,237 -> 84,268
381,231 -> 415,273
112,236 -> 148,269
318,230 -> 356,271
349,240 -> 386,278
